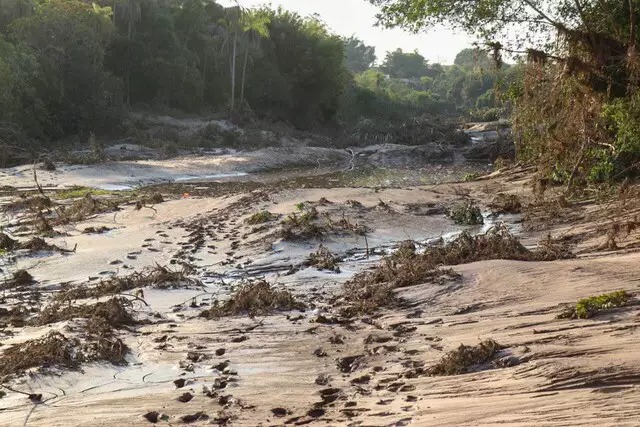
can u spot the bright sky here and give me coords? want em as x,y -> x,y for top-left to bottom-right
219,0 -> 474,64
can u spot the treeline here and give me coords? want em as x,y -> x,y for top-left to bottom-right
0,0 -> 510,157
344,46 -> 522,122
0,0 -> 352,143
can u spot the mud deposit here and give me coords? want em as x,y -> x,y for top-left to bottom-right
1,155 -> 640,426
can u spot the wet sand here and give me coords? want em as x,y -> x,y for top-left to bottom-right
1,157 -> 640,426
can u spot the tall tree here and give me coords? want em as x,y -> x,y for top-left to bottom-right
343,35 -> 376,73
239,9 -> 269,109
380,48 -> 428,79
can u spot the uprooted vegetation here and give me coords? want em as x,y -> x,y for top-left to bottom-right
306,245 -> 341,273
446,201 -> 484,225
55,265 -> 201,302
0,331 -> 128,381
1,269 -> 34,290
339,225 -> 573,316
427,340 -> 505,376
280,203 -> 368,241
200,280 -> 305,319
489,193 -> 523,214
558,290 -> 631,319
35,297 -> 137,328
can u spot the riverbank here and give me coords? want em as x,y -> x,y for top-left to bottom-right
1,158 -> 640,426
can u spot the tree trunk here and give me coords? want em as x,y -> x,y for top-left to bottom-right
240,44 -> 249,110
230,23 -> 238,111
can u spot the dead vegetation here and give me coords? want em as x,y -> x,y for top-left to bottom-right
427,340 -> 504,376
82,226 -> 112,234
446,201 -> 484,225
56,194 -> 121,224
279,204 -> 368,241
55,265 -> 200,302
200,280 -> 305,319
339,225 -> 572,316
0,331 -> 128,381
1,269 -> 34,290
35,297 -> 136,327
489,193 -> 522,214
306,245 -> 340,272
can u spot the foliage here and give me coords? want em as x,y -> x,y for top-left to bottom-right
446,201 -> 484,225
380,48 -> 428,79
559,291 -> 631,319
245,210 -> 276,225
9,0 -> 121,138
343,35 -> 376,73
371,0 -> 640,184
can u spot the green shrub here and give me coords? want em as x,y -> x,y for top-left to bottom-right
447,201 -> 484,225
245,210 -> 276,225
559,290 -> 631,319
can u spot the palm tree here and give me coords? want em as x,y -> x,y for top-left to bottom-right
239,10 -> 269,109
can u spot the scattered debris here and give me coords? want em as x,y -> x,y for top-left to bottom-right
427,340 -> 504,376
306,245 -> 340,272
0,331 -> 127,380
82,226 -> 112,234
489,193 -> 522,214
200,280 -> 305,318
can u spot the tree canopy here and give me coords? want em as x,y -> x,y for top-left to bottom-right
343,35 -> 376,73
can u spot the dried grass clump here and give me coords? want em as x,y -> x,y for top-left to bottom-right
55,265 -> 200,301
0,233 -> 17,251
488,193 -> 522,214
427,340 -> 504,376
56,194 -> 120,224
6,195 -> 52,212
200,280 -> 305,319
16,237 -> 74,253
35,297 -> 136,327
306,245 -> 340,272
82,226 -> 111,234
280,207 -> 325,241
0,331 -> 128,380
0,305 -> 31,327
143,193 -> 164,204
2,269 -> 34,290
393,240 -> 417,260
339,225 -> 572,316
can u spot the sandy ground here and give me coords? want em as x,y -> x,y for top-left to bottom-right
1,161 -> 640,426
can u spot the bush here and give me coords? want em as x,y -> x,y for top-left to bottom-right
447,201 -> 484,225
559,290 -> 631,319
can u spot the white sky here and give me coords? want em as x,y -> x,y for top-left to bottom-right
219,0 -> 474,64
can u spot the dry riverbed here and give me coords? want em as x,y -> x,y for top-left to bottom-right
1,158 -> 640,426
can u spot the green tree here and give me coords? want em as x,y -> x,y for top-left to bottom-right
380,48 -> 428,79
343,35 -> 376,73
239,9 -> 269,109
9,0 -> 121,138
0,0 -> 33,32
454,48 -> 493,70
